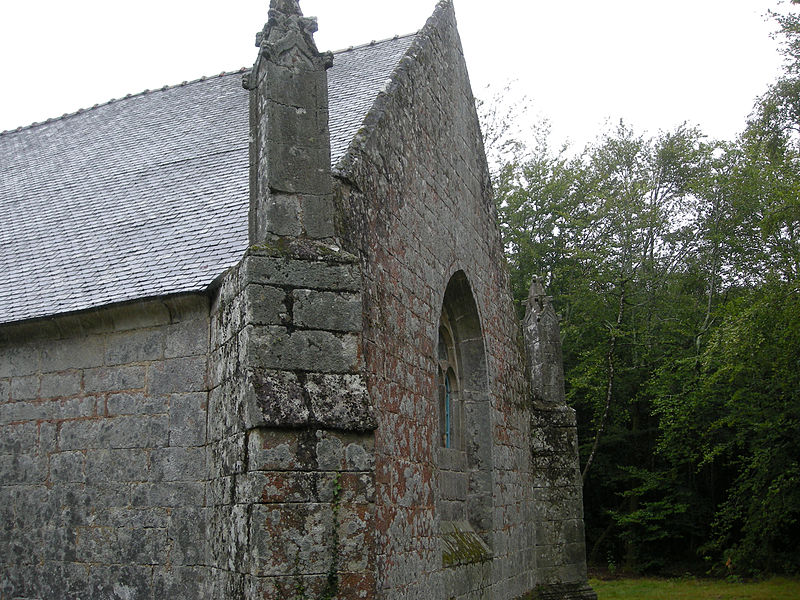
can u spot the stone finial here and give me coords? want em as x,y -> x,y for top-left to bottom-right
245,0 -> 333,82
523,276 -> 566,405
527,275 -> 546,308
270,0 -> 302,16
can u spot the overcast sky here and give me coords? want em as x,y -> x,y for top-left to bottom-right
0,0 -> 785,150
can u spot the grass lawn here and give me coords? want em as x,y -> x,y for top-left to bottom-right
590,576 -> 800,599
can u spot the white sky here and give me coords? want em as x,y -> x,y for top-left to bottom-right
0,0 -> 785,150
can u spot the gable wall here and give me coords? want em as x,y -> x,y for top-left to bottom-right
0,296 -> 212,599
337,3 -> 535,597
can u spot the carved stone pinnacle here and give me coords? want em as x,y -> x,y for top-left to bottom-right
270,0 -> 302,16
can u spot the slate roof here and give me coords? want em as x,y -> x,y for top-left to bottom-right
0,33 -> 416,325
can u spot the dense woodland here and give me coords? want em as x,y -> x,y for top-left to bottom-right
485,2 -> 800,577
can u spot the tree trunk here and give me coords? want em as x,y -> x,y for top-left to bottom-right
582,285 -> 626,483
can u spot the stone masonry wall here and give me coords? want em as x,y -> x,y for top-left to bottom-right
0,295 -> 212,600
206,242 -> 377,599
335,2 -> 594,598
208,2 -> 382,596
336,2 -> 536,597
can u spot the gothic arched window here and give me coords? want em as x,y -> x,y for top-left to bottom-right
435,271 -> 492,572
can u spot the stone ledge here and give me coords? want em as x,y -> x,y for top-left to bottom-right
441,520 -> 491,567
0,294 -> 208,345
247,237 -> 357,264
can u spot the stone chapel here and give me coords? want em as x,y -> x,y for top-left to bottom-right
0,1 -> 596,598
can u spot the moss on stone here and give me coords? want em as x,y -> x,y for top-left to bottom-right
440,521 -> 491,567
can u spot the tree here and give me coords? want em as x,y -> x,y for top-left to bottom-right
488,2 -> 800,575
495,120 -> 716,571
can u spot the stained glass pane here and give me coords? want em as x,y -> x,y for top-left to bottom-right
444,373 -> 451,448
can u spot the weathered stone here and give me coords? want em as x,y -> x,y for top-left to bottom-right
302,193 -> 336,238
164,294 -> 210,323
110,302 -> 171,332
345,439 -> 374,471
315,429 -> 345,471
147,356 -> 207,394
212,433 -> 247,476
88,565 -> 155,599
0,453 -> 47,484
0,343 -> 39,377
293,289 -> 362,332
10,374 -> 39,400
105,327 -> 165,365
1,399 -> 54,423
131,481 -> 205,508
40,370 -> 81,398
84,365 -> 146,393
235,471 -> 318,504
440,520 -> 491,567
50,451 -> 86,483
248,428 -> 317,472
244,255 -> 360,290
154,566 -> 209,599
0,422 -> 38,454
168,508 -> 210,565
165,318 -> 209,358
59,415 -> 169,450
150,446 -> 207,482
169,393 -> 208,447
249,502 -> 335,576
244,368 -> 307,428
102,507 -> 169,529
248,325 -> 359,373
244,284 -> 287,326
41,336 -> 104,372
524,276 -> 566,406
305,372 -> 375,430
271,192 -> 306,236
107,391 -> 168,416
248,0 -> 333,241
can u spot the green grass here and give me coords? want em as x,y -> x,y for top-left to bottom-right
590,577 -> 800,599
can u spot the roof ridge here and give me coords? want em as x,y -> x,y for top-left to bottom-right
0,68 -> 250,137
328,31 -> 418,56
0,32 -> 419,138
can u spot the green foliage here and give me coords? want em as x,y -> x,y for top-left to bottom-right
491,22 -> 800,574
488,0 -> 800,576
494,118 -> 718,571
695,285 -> 800,575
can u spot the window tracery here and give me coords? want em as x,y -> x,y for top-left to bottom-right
437,312 -> 461,450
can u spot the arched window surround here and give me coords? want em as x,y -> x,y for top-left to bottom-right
434,270 -> 493,552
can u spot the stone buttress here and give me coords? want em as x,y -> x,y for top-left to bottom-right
525,277 -> 596,600
207,0 -> 376,597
